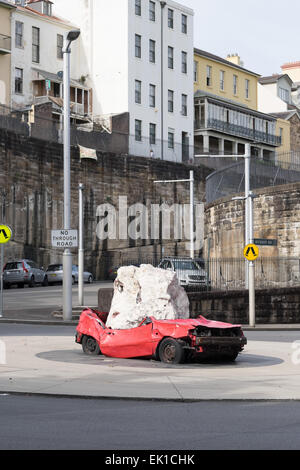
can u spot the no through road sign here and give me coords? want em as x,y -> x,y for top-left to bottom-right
51,229 -> 78,248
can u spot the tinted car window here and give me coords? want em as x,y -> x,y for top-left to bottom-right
47,264 -> 63,271
4,262 -> 23,270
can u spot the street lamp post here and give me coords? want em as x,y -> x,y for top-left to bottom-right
78,183 -> 84,306
154,170 -> 195,259
62,29 -> 80,322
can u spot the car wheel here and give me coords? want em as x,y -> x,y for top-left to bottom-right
82,335 -> 101,356
3,283 -> 10,289
224,352 -> 239,362
72,276 -> 75,285
29,276 -> 35,288
158,337 -> 185,364
17,283 -> 24,289
88,275 -> 93,284
42,276 -> 48,287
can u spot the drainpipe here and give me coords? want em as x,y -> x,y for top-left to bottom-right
160,1 -> 166,160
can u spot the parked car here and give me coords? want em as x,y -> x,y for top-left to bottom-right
3,259 -> 48,288
75,308 -> 247,363
107,263 -> 141,281
158,257 -> 210,290
46,264 -> 93,285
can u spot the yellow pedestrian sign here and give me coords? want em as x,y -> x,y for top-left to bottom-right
244,244 -> 259,261
0,225 -> 12,244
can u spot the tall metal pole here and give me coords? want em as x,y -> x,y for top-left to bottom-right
248,191 -> 256,327
0,192 -> 5,318
78,183 -> 84,306
244,143 -> 251,289
190,170 -> 194,259
63,36 -> 73,321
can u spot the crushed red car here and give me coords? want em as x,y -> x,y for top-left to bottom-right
75,308 -> 247,364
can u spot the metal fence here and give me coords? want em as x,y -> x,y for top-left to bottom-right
107,257 -> 300,292
206,157 -> 300,204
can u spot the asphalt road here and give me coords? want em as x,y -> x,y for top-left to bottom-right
0,394 -> 300,450
1,282 -> 112,318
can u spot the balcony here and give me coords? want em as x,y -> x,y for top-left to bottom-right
0,34 -> 11,54
195,118 -> 282,147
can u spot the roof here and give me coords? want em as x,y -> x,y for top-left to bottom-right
0,0 -> 16,8
195,89 -> 276,121
194,48 -> 260,77
32,67 -> 90,90
15,3 -> 77,27
270,111 -> 300,120
259,74 -> 293,86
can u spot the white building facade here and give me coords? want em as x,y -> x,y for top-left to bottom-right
53,0 -> 194,162
10,0 -> 91,122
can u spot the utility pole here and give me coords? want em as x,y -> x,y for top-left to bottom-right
62,30 -> 80,321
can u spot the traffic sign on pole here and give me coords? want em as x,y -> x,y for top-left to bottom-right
0,224 -> 12,318
244,244 -> 259,261
0,225 -> 12,244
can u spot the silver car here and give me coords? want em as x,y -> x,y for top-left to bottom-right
158,257 -> 210,290
3,259 -> 48,288
46,264 -> 94,285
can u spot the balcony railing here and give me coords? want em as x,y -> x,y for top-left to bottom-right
0,34 -> 11,54
195,118 -> 282,147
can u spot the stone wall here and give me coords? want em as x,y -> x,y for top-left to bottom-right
0,127 -> 211,279
188,287 -> 300,324
204,182 -> 300,259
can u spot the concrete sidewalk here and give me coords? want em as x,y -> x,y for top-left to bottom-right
0,324 -> 300,401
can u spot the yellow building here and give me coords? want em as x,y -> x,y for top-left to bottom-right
194,49 -> 283,160
194,49 -> 259,110
0,0 -> 15,107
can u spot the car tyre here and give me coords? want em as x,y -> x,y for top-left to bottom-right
17,283 -> 24,289
29,276 -> 35,288
72,276 -> 75,285
88,275 -> 93,284
158,337 -> 185,364
3,283 -> 10,289
42,276 -> 48,287
82,335 -> 101,356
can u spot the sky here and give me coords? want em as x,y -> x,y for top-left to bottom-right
179,0 -> 300,77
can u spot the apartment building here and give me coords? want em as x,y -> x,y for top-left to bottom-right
10,0 -> 92,124
194,49 -> 282,160
54,0 -> 194,162
0,0 -> 16,106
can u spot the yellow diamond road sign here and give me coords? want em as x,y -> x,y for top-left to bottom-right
0,225 -> 12,244
244,244 -> 259,261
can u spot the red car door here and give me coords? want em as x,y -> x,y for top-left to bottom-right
100,322 -> 154,359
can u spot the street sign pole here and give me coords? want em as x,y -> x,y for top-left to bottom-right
0,224 -> 12,319
248,190 -> 255,327
0,244 -> 3,318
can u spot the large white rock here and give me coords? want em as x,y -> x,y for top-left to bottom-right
106,264 -> 190,329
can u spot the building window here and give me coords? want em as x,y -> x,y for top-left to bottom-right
245,79 -> 250,99
194,61 -> 198,82
57,34 -> 63,59
181,14 -> 187,34
181,94 -> 187,116
181,51 -> 187,74
135,119 -> 142,141
220,70 -> 225,91
168,9 -> 174,28
32,26 -> 40,63
279,127 -> 283,144
135,34 -> 141,58
168,89 -> 174,113
279,87 -> 290,103
150,123 -> 156,145
149,0 -> 155,21
149,39 -> 156,63
15,21 -> 24,48
206,65 -> 212,86
43,1 -> 52,16
168,46 -> 174,69
135,80 -> 142,104
233,75 -> 238,95
135,0 -> 141,16
168,130 -> 174,149
149,84 -> 156,107
15,68 -> 23,94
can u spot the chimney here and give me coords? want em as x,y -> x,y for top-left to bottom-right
226,53 -> 244,67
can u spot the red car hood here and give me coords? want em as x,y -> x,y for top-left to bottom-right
150,316 -> 241,338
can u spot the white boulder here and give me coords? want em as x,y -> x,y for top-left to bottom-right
106,264 -> 190,329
